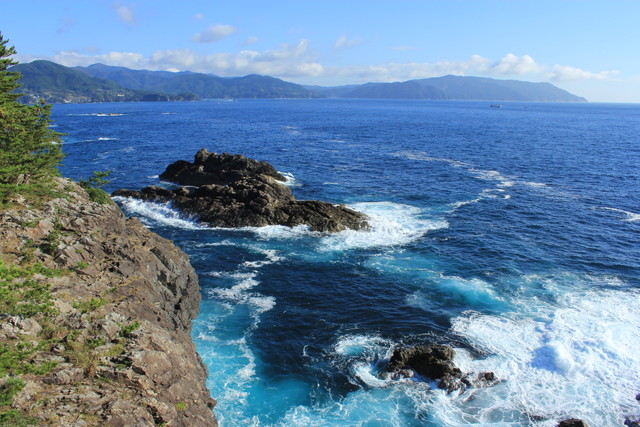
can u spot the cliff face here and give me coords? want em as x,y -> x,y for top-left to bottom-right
0,178 -> 216,425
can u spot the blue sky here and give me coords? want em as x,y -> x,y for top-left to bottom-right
2,0 -> 639,102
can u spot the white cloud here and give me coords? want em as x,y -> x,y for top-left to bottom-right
334,35 -> 362,49
112,1 -> 136,26
52,50 -> 147,69
489,53 -> 545,75
549,65 -> 618,82
46,39 -> 322,78
192,24 -> 238,43
192,13 -> 205,21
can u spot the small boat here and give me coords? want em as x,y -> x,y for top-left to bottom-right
490,104 -> 503,108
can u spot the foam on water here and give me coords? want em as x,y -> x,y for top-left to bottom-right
236,202 -> 446,253
449,282 -> 640,425
279,171 -> 301,187
334,335 -> 391,357
113,196 -> 208,230
600,207 -> 640,222
319,202 -> 448,251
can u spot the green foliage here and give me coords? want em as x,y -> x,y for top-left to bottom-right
119,321 -> 140,338
175,401 -> 187,411
0,409 -> 39,426
79,170 -> 110,189
0,378 -> 24,406
0,260 -> 60,317
0,341 -> 57,377
79,170 -> 112,204
75,261 -> 89,270
0,377 -> 40,426
73,297 -> 107,314
0,33 -> 65,204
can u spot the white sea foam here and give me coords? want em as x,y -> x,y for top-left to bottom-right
113,196 -> 208,230
334,335 -> 391,357
246,224 -> 313,240
392,151 -> 471,169
469,168 -> 516,188
320,202 -> 448,251
600,207 -> 640,222
210,268 -> 276,316
449,283 -> 640,426
279,171 -> 301,187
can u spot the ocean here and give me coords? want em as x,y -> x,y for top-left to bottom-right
54,99 -> 640,426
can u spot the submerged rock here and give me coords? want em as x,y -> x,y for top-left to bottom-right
114,149 -> 369,233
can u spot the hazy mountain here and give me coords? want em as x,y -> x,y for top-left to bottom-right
11,60 -> 195,103
75,64 -> 315,99
341,81 -> 447,100
13,61 -> 587,103
337,75 -> 586,102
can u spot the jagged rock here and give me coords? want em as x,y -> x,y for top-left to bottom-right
113,149 -> 369,232
626,416 -> 640,427
43,366 -> 86,385
0,316 -> 42,339
383,344 -> 497,393
558,418 -> 589,427
385,344 -> 462,385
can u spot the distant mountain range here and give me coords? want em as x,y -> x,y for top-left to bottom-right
11,60 -> 587,103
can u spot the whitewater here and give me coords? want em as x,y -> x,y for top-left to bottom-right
56,99 -> 640,426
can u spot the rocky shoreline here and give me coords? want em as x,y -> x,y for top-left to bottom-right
113,149 -> 370,233
0,178 -> 216,425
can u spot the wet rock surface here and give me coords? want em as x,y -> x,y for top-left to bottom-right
113,149 -> 370,232
382,344 -> 498,393
558,418 -> 589,427
0,178 -> 216,425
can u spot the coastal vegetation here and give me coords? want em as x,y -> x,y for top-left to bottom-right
0,34 -> 216,424
0,35 -> 65,208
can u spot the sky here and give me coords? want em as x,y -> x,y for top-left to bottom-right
2,0 -> 640,102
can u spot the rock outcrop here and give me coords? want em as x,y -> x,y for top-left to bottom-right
381,344 -> 497,393
0,178 -> 216,425
113,149 -> 369,233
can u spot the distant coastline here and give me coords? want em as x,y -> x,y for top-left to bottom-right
12,60 -> 587,104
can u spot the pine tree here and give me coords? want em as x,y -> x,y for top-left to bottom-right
0,32 -> 64,202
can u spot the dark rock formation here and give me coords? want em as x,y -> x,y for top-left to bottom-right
0,178 -> 216,425
381,344 -> 497,393
558,419 -> 589,427
113,149 -> 369,233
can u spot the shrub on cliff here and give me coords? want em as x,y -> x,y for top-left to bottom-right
0,33 -> 64,205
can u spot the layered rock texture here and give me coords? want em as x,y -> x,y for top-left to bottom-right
0,178 -> 216,425
113,149 -> 369,233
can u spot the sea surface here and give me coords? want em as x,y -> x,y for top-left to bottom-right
53,99 -> 640,426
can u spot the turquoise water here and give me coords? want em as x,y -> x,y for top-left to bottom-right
55,100 -> 640,426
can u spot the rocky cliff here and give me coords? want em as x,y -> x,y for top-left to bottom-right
0,178 -> 216,425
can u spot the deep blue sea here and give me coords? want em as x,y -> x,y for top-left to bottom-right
53,99 -> 640,426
